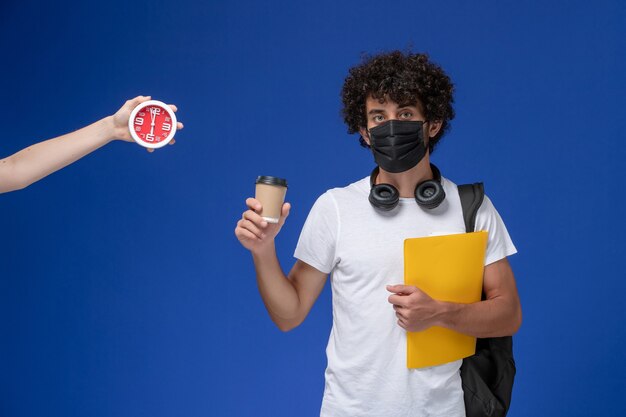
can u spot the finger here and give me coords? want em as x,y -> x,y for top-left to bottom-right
130,95 -> 151,107
242,209 -> 268,228
278,202 -> 291,226
387,294 -> 407,307
177,122 -> 184,130
397,319 -> 407,329
236,226 -> 261,242
168,139 -> 176,145
245,198 -> 263,212
168,104 -> 178,112
282,202 -> 291,217
147,147 -> 154,153
386,284 -> 418,294
238,219 -> 265,239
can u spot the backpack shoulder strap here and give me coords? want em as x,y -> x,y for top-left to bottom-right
457,183 -> 485,233
459,182 -> 516,417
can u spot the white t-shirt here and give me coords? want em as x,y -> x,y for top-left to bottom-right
294,175 -> 517,417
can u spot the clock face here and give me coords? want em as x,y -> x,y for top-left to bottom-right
128,100 -> 177,149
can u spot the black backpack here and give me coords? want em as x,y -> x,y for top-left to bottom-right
457,183 -> 516,417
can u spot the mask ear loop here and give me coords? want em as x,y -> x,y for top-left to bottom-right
362,127 -> 372,148
424,120 -> 438,153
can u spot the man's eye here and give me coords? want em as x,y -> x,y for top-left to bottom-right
400,112 -> 412,119
373,115 -> 385,122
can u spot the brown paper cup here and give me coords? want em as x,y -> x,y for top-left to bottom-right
255,176 -> 288,223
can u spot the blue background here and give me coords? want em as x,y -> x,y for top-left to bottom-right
1,0 -> 624,416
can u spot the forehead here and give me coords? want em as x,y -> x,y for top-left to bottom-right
365,95 -> 424,114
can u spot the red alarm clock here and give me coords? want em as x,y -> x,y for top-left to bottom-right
128,100 -> 177,149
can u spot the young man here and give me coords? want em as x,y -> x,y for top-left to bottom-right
235,51 -> 521,417
0,96 -> 183,194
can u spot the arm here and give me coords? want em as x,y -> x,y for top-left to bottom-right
388,257 -> 522,338
235,198 -> 328,331
0,96 -> 184,194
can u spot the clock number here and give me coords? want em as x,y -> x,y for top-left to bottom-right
152,107 -> 162,115
146,133 -> 155,142
162,123 -> 171,131
135,126 -> 142,132
135,117 -> 144,126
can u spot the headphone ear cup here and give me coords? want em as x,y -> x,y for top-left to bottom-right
369,183 -> 400,211
415,180 -> 446,209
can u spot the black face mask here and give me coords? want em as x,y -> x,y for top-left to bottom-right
368,120 -> 428,173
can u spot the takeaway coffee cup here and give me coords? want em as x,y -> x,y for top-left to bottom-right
255,176 -> 288,223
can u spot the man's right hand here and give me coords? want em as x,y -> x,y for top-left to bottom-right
235,198 -> 291,254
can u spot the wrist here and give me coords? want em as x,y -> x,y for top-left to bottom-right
433,300 -> 461,328
251,240 -> 277,259
101,116 -> 118,143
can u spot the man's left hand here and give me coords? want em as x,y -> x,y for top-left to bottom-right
386,284 -> 440,332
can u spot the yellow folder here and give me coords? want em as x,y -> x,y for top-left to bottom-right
403,231 -> 488,368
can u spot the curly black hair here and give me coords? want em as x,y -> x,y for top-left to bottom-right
341,51 -> 455,153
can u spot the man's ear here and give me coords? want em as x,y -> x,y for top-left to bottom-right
427,120 -> 443,139
359,127 -> 371,146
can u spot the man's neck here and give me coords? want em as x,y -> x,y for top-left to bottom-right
375,155 -> 434,198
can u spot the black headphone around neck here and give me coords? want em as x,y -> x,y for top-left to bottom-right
368,164 -> 446,211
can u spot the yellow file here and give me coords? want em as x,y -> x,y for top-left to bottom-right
404,231 -> 488,368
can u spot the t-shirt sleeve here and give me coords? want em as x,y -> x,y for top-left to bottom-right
475,195 -> 517,265
293,191 -> 339,274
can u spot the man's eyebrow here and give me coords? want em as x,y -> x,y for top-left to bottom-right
367,109 -> 386,115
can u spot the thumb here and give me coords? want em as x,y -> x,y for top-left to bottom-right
136,95 -> 151,104
128,95 -> 151,109
277,202 -> 291,227
281,202 -> 291,218
386,284 -> 418,294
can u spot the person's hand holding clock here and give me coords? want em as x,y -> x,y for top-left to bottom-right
111,96 -> 184,153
